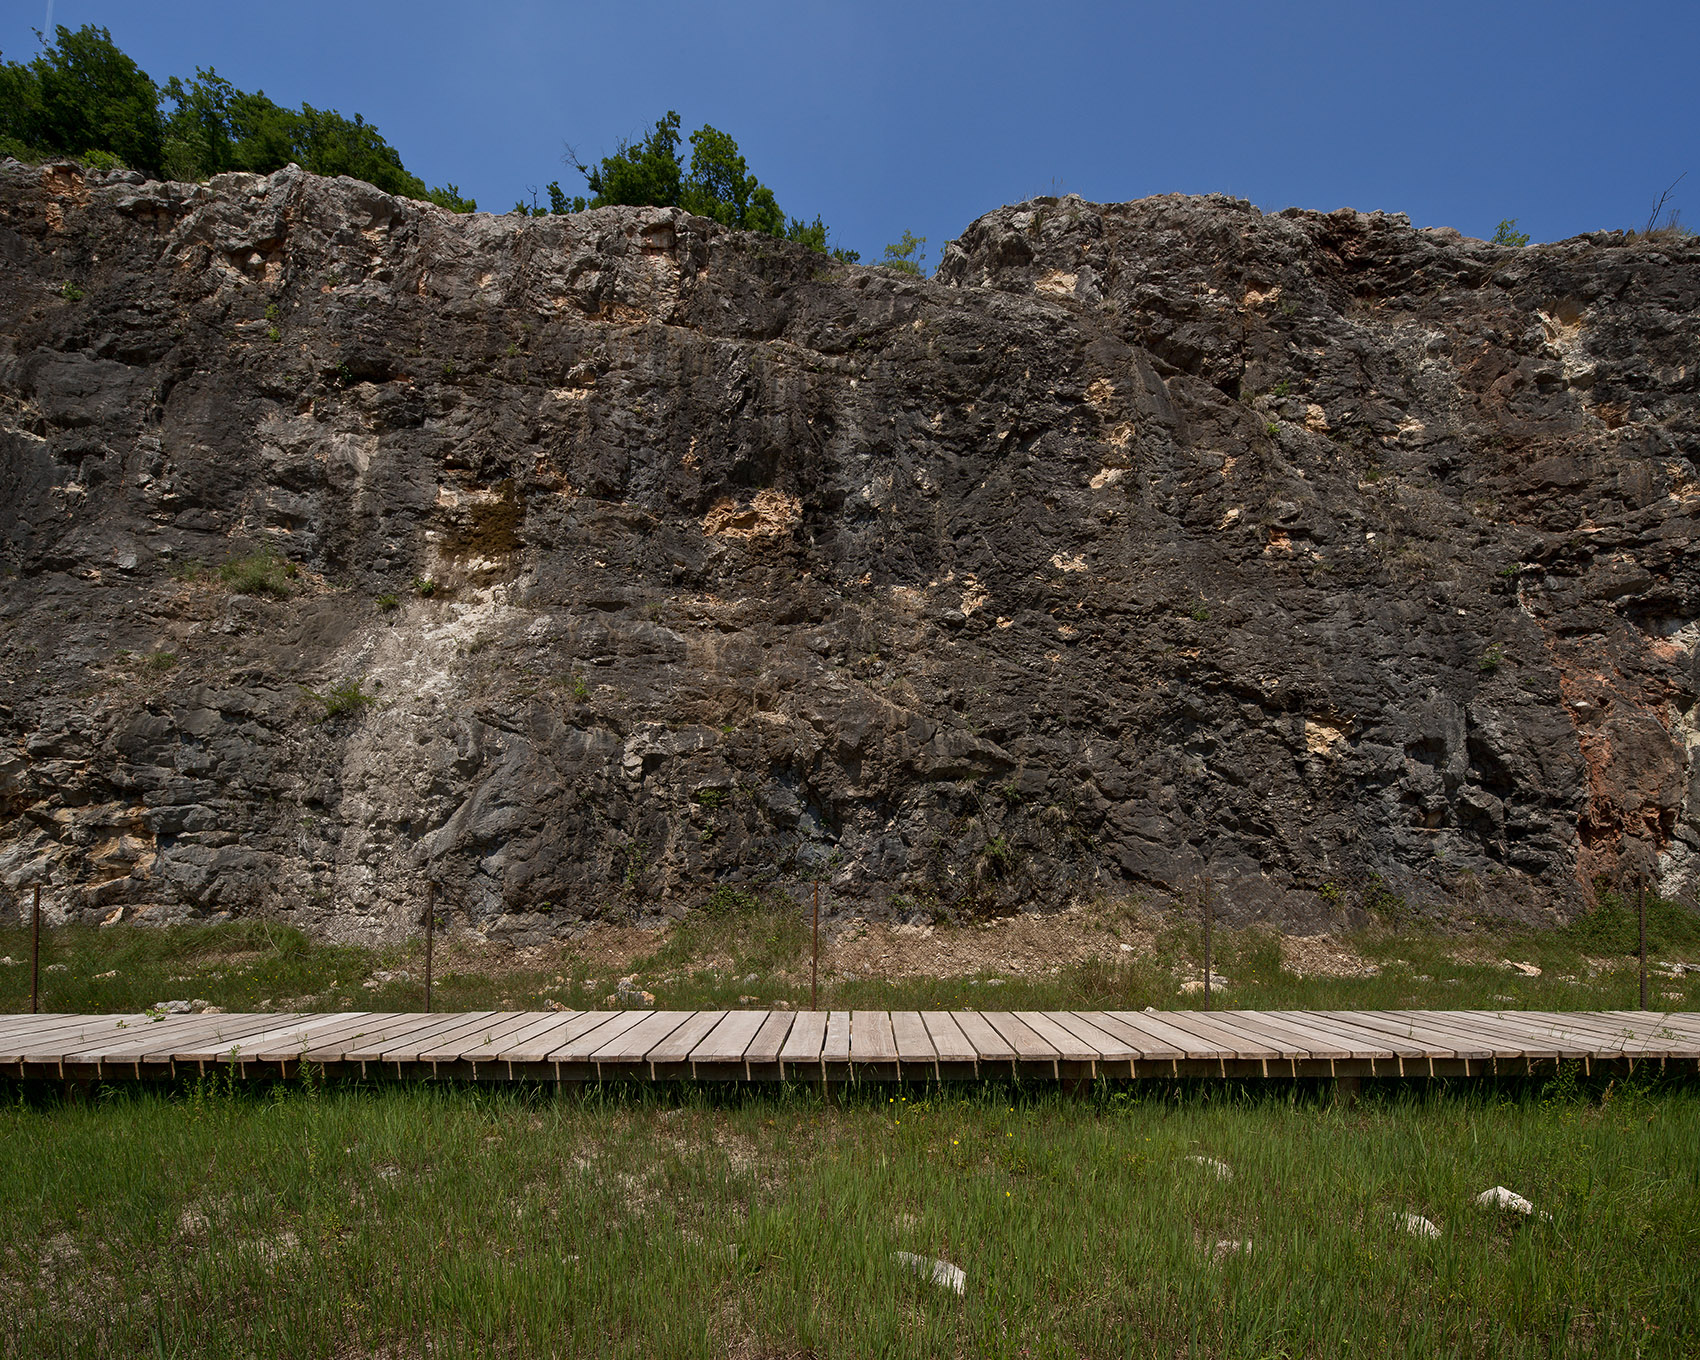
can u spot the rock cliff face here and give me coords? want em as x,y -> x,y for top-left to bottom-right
2,160 -> 1698,939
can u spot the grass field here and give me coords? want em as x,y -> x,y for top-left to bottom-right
3,893 -> 1697,1358
2,1072 -> 1697,1358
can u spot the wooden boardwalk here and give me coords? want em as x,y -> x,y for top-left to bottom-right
2,1009 -> 1696,1084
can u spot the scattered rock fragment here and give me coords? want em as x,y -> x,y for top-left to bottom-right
1501,960 -> 1542,977
363,970 -> 412,988
1397,1212 -> 1441,1239
894,1250 -> 966,1295
1474,1186 -> 1549,1219
1187,1155 -> 1234,1180
1209,1239 -> 1252,1260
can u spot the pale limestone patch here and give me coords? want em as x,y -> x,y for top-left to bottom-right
1050,552 -> 1087,572
1035,270 -> 1077,298
1103,421 -> 1136,449
1305,404 -> 1330,433
1086,377 -> 1116,408
702,488 -> 801,539
1304,717 -> 1351,755
1090,467 -> 1125,490
1219,507 -> 1243,529
1242,284 -> 1281,308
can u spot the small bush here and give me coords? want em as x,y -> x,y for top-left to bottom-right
300,679 -> 378,721
218,549 -> 296,598
60,280 -> 84,301
1491,219 -> 1531,247
375,593 -> 400,612
412,577 -> 438,598
1478,644 -> 1504,674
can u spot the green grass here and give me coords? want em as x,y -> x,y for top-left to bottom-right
2,890 -> 1696,1018
216,548 -> 297,598
0,1074 -> 1695,1357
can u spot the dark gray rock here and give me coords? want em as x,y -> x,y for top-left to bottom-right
1,166 -> 1698,939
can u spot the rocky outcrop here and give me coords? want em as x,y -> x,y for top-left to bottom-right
2,160 -> 1697,939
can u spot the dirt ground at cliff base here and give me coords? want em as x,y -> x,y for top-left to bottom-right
443,905 -> 1390,984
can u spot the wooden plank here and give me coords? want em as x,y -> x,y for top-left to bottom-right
778,1010 -> 828,1072
742,1011 -> 796,1069
42,1012 -> 291,1065
689,1010 -> 767,1066
889,1012 -> 935,1063
342,1013 -> 477,1063
1150,1011 -> 1294,1059
980,1013 -> 1059,1072
494,1012 -> 611,1063
420,1012 -> 556,1063
0,1014 -> 150,1056
1104,1010 -> 1235,1059
193,1012 -> 372,1063
919,1012 -> 979,1065
1223,1011 -> 1360,1059
1078,1011 -> 1188,1060
1381,1010 -> 1575,1060
643,1011 -> 726,1066
1013,1012 -> 1100,1062
303,1013 -> 431,1061
378,1011 -> 502,1063
951,1011 -> 1017,1062
590,1011 -> 693,1066
1050,1012 -> 1139,1060
822,1012 -> 852,1063
1316,1011 -> 1473,1058
850,1011 -> 898,1064
550,1010 -> 649,1062
1514,1012 -> 1698,1054
1263,1011 -> 1409,1058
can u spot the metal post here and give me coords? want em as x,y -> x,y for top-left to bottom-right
1202,872 -> 1213,1012
424,882 -> 435,1015
811,880 -> 820,1012
1638,874 -> 1648,1011
30,884 -> 41,1015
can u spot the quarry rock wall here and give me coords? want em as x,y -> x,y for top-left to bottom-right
2,160 -> 1697,939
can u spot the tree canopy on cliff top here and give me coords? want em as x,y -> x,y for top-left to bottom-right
0,26 -> 855,257
518,110 -> 858,262
0,24 -> 474,211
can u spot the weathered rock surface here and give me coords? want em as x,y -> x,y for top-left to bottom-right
2,161 -> 1698,939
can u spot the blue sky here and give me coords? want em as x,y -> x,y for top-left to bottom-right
6,1 -> 1695,266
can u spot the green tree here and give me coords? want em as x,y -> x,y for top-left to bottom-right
565,110 -> 854,258
0,25 -> 164,174
1490,218 -> 1530,247
1,28 -> 471,210
880,229 -> 927,275
572,111 -> 685,209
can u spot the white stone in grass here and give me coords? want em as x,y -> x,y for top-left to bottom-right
1502,960 -> 1542,977
0,956 -> 15,966
1397,1212 -> 1441,1239
894,1250 -> 966,1295
1187,1155 -> 1233,1180
1210,1239 -> 1252,1260
1474,1186 -> 1549,1220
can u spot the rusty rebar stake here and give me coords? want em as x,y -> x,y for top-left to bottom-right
30,884 -> 41,1015
811,880 -> 820,1012
1202,872 -> 1213,1012
1638,874 -> 1648,1011
425,882 -> 436,1015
